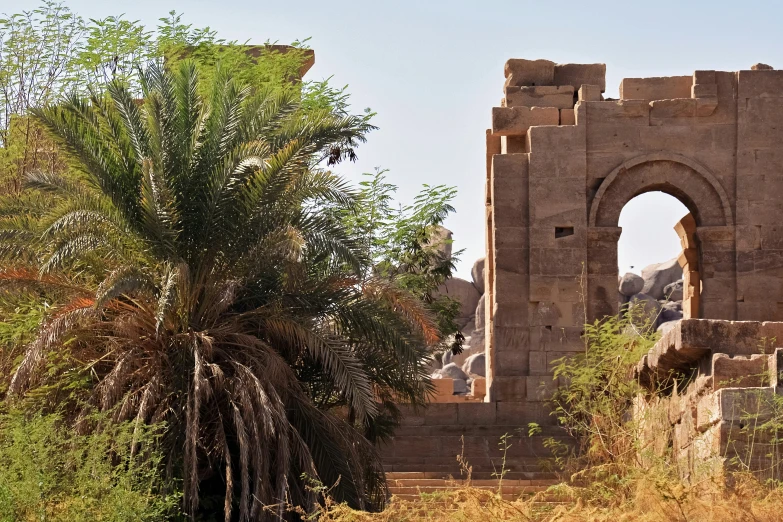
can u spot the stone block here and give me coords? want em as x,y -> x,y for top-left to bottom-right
712,353 -> 770,390
560,108 -> 576,125
578,84 -> 602,102
738,70 -> 783,98
505,85 -> 574,109
422,403 -> 459,425
529,351 -> 547,375
526,376 -> 558,402
456,402 -> 495,424
527,124 -> 586,153
649,98 -> 697,123
619,76 -> 693,100
491,376 -> 527,401
492,152 -> 528,180
585,100 -> 651,124
470,377 -> 487,399
554,63 -> 607,92
492,106 -> 560,136
694,70 -> 717,85
504,58 -> 555,87
500,136 -> 526,153
495,349 -> 530,375
692,83 -> 718,98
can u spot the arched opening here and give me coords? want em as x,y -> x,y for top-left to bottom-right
587,153 -> 734,324
617,192 -> 697,331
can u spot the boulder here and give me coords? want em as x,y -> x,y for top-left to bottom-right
662,300 -> 682,312
657,320 -> 678,334
461,353 -> 486,378
429,226 -> 453,261
629,293 -> 662,327
471,258 -> 486,294
641,258 -> 683,300
664,279 -> 684,301
441,362 -> 468,381
435,277 -> 480,322
468,328 -> 485,352
452,379 -> 468,394
442,347 -> 453,367
475,294 -> 485,330
660,300 -> 683,323
619,272 -> 644,297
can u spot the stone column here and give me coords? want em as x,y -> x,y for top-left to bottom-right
487,153 -> 529,402
586,227 -> 622,322
697,226 -> 737,320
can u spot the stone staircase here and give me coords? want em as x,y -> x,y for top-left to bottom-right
386,471 -> 560,502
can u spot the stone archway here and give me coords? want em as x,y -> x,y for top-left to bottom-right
586,153 -> 735,323
589,152 -> 733,228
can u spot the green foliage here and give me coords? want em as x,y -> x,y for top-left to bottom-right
0,61 -> 431,519
547,308 -> 658,468
341,169 -> 462,348
0,2 -> 345,194
0,410 -> 181,521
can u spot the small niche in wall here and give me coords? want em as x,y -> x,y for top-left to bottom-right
555,226 -> 575,238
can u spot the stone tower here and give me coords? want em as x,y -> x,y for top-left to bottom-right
485,59 -> 783,402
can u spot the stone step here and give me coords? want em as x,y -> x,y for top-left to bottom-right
388,478 -> 558,487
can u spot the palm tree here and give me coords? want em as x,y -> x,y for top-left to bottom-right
0,61 -> 437,520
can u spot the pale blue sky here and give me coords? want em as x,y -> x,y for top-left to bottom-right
12,0 -> 783,278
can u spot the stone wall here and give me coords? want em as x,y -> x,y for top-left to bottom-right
634,319 -> 783,482
486,58 -> 783,402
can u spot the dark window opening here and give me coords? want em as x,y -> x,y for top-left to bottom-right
555,226 -> 574,238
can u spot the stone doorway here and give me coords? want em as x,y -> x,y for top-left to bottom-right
617,192 -> 698,330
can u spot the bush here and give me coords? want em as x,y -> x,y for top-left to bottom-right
0,411 -> 181,521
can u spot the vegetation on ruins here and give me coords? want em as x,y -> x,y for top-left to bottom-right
0,2 -> 465,520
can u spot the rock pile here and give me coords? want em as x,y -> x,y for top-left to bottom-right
429,256 -> 488,396
619,257 -> 683,332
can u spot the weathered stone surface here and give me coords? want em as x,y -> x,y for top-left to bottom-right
641,258 -> 683,300
712,353 -> 769,390
474,294 -> 485,330
492,106 -> 560,136
452,378 -> 468,394
660,301 -> 684,323
751,63 -> 774,71
504,58 -> 555,87
619,76 -> 692,100
471,257 -> 486,294
554,63 -> 607,92
435,277 -> 480,322
429,226 -> 453,261
664,280 -> 684,301
619,272 -> 644,297
471,377 -> 487,398
560,108 -> 576,125
578,84 -> 602,102
440,362 -> 468,381
462,353 -> 486,378
505,85 -> 574,109
629,293 -> 662,326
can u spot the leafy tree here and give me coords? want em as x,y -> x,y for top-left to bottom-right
0,62 -> 437,519
341,169 -> 463,353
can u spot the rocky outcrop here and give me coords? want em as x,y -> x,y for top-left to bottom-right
435,277 -> 480,328
619,272 -> 644,297
461,353 -> 486,378
664,279 -> 683,301
471,258 -> 485,294
641,258 -> 682,300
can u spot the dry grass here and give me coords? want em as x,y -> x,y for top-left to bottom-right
317,471 -> 783,522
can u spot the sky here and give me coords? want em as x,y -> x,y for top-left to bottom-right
11,0 -> 783,278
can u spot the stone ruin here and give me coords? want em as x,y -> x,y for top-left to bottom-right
381,58 -> 783,483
